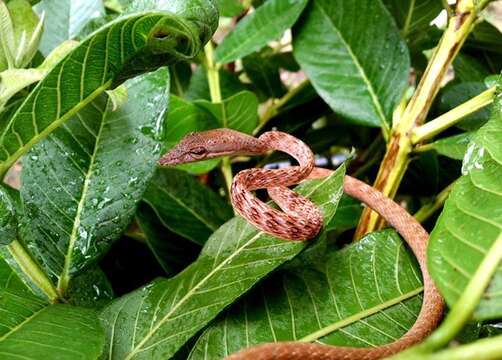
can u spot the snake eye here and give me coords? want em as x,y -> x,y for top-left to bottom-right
189,147 -> 207,159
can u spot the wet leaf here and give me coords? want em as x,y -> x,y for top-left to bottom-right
20,68 -> 169,295
100,167 -> 345,359
429,86 -> 502,320
190,230 -> 423,358
424,133 -> 475,161
0,6 -> 217,175
293,0 -> 410,128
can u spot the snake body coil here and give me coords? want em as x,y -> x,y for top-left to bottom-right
160,129 -> 444,360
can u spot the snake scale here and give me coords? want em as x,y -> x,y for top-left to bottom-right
160,128 -> 444,360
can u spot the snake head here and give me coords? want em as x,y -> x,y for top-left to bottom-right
159,132 -> 211,166
159,129 -> 266,166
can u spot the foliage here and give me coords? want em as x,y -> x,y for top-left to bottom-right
0,0 -> 501,359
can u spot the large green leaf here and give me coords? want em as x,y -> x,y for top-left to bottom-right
185,66 -> 246,101
215,0 -> 309,64
0,289 -> 104,359
142,167 -> 233,245
190,230 -> 423,358
20,68 -> 169,294
293,0 -> 410,128
100,167 -> 345,359
35,0 -> 105,56
429,87 -> 502,320
0,4 -> 218,175
382,0 -> 442,38
195,90 -> 259,134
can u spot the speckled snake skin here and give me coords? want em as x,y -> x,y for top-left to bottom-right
160,129 -> 444,360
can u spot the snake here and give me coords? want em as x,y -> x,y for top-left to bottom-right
160,128 -> 444,360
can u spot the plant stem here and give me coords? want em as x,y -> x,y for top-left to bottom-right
393,232 -> 502,359
253,79 -> 310,135
414,182 -> 454,223
7,239 -> 58,302
411,86 -> 496,143
205,42 -> 232,195
354,0 -> 483,239
415,335 -> 502,360
204,42 -> 222,103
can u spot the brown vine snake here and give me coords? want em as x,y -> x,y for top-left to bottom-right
160,129 -> 444,360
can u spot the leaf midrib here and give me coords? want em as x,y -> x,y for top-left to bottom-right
0,292 -> 46,343
300,287 -> 423,342
125,173 -> 338,358
58,97 -> 111,293
315,2 -> 388,129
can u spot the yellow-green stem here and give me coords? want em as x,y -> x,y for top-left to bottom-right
7,239 -> 58,302
205,42 -> 232,194
354,0 -> 483,239
404,334 -> 502,360
414,182 -> 454,223
411,86 -> 496,143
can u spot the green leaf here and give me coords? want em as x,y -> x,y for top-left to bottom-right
217,0 -> 245,18
215,0 -> 309,64
0,6 -> 218,175
100,167 -> 345,359
382,0 -> 442,38
66,266 -> 114,308
35,0 -> 105,56
242,49 -> 286,100
0,290 -> 105,359
428,89 -> 502,320
20,68 -> 169,294
0,187 -> 17,245
422,133 -> 475,161
325,194 -> 363,232
190,230 -> 423,358
195,90 -> 259,134
0,257 -> 28,293
293,0 -> 410,128
169,61 -> 192,96
136,202 -> 200,276
6,0 -> 43,67
142,167 -> 233,245
453,53 -> 491,83
165,94 -> 221,174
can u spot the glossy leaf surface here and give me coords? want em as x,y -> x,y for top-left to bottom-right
293,0 -> 410,128
429,88 -> 502,320
100,167 -> 345,359
0,5 -> 217,175
190,230 -> 423,358
20,68 -> 169,291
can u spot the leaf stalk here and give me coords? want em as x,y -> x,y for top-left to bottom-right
411,86 -> 496,143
